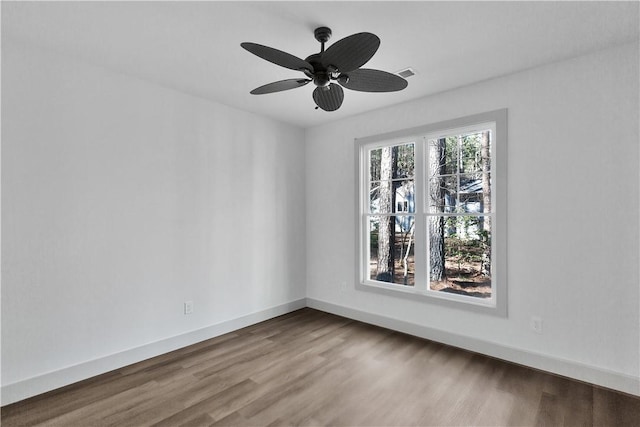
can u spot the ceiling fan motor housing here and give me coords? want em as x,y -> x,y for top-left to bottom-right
314,72 -> 331,88
304,52 -> 332,88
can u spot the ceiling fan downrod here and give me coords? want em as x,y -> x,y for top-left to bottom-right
304,27 -> 334,88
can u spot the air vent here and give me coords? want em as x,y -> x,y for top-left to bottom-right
397,67 -> 416,78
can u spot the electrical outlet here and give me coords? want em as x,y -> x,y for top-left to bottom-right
530,316 -> 543,334
184,301 -> 194,315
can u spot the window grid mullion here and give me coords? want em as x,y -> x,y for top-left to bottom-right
413,138 -> 426,291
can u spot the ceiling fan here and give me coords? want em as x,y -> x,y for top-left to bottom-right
241,27 -> 408,112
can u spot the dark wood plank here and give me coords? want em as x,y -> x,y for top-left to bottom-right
593,386 -> 640,426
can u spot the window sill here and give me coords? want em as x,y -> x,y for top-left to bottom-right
356,280 -> 506,317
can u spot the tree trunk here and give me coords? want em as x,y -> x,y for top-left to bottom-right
480,131 -> 491,276
402,222 -> 415,285
390,147 -> 399,279
376,146 -> 394,282
428,139 -> 446,281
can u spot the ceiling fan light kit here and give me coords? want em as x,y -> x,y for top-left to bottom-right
241,26 -> 408,111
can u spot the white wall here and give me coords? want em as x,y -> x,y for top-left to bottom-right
1,39 -> 306,403
2,36 -> 639,404
306,42 -> 640,394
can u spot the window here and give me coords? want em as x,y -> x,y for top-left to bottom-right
356,110 -> 507,316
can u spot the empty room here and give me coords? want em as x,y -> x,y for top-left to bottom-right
2,1 -> 639,426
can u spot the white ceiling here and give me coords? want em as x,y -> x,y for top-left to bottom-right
2,1 -> 638,129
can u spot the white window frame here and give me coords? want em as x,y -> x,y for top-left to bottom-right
355,109 -> 507,316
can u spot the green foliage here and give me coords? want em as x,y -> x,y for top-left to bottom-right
443,215 -> 490,275
393,143 -> 414,178
441,133 -> 484,175
370,231 -> 378,249
370,148 -> 381,181
445,236 -> 485,274
369,143 -> 414,182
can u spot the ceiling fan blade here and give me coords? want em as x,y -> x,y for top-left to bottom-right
241,42 -> 313,72
250,78 -> 311,95
321,32 -> 380,73
313,83 -> 344,111
338,69 -> 408,92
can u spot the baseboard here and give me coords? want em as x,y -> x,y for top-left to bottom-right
306,298 -> 640,397
1,298 -> 306,406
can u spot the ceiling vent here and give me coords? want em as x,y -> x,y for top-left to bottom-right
397,67 -> 416,78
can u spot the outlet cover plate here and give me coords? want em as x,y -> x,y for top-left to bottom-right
184,301 -> 194,315
530,316 -> 543,334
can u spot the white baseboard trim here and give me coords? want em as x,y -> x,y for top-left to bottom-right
306,298 -> 640,397
1,298 -> 306,406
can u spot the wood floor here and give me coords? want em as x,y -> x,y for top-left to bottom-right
3,308 -> 639,426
